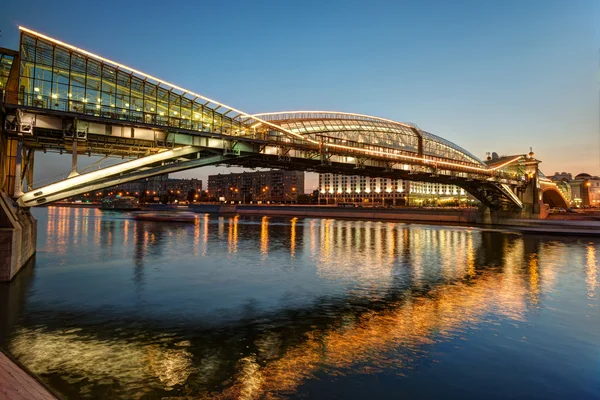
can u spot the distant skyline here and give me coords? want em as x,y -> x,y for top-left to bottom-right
1,0 -> 599,191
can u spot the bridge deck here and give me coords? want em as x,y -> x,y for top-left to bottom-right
0,352 -> 57,400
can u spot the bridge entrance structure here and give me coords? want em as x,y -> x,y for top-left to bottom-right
0,27 -> 564,280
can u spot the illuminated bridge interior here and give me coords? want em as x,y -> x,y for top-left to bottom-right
0,27 -> 550,210
11,27 -> 515,175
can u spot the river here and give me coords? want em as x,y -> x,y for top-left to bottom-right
0,206 -> 599,399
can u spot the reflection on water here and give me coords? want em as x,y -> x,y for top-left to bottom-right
0,207 -> 599,399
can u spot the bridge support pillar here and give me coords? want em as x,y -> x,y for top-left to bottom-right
0,193 -> 36,282
0,128 -> 37,281
68,139 -> 79,178
519,155 -> 547,219
477,205 -> 493,224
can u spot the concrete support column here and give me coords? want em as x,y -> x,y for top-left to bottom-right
0,130 -> 37,282
25,149 -> 34,191
520,155 -> 547,219
13,140 -> 24,197
68,139 -> 79,178
0,191 -> 37,281
1,138 -> 18,197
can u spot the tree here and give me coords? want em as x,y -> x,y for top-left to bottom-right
297,194 -> 313,204
187,189 -> 196,203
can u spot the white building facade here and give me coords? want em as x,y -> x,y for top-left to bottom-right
318,173 -> 471,206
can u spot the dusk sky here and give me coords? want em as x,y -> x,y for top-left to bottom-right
1,0 -> 598,191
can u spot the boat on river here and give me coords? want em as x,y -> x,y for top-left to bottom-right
99,196 -> 141,211
132,210 -> 197,223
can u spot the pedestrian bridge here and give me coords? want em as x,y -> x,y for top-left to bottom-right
1,27 -> 567,212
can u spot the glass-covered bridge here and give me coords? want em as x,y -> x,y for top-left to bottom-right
1,27 -> 545,210
13,27 -> 509,173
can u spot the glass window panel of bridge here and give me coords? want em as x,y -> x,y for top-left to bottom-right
388,125 -> 418,153
168,91 -> 181,127
298,120 -> 316,134
156,86 -> 169,123
100,63 -> 117,117
221,114 -> 233,135
202,108 -> 214,132
213,111 -> 222,134
56,49 -> 71,103
68,52 -> 86,112
423,133 -> 479,165
142,81 -> 158,125
191,101 -> 203,131
19,37 -> 36,104
129,75 -> 144,121
323,119 -> 339,132
0,55 -> 14,89
222,115 -> 241,136
180,97 -> 192,129
282,121 -> 301,134
115,70 -> 131,117
31,39 -> 54,108
84,58 -> 101,115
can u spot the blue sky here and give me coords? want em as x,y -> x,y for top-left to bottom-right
1,0 -> 598,191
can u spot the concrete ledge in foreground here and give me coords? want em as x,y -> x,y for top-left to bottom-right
0,352 -> 58,399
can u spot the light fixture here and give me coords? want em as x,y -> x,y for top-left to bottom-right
34,87 -> 40,92
125,103 -> 129,107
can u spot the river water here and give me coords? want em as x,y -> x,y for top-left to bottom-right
0,207 -> 599,399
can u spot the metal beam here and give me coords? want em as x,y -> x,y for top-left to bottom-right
18,154 -> 232,207
17,146 -> 205,207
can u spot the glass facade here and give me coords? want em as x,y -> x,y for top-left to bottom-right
258,112 -> 486,169
17,31 -> 252,137
0,51 -> 15,90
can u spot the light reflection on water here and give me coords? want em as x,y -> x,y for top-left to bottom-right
0,207 -> 599,399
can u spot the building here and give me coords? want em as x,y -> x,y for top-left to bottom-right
550,172 -> 600,207
208,170 -> 304,203
550,172 -> 573,182
162,178 -> 202,201
318,173 -> 471,206
98,175 -> 202,202
113,175 -> 168,197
